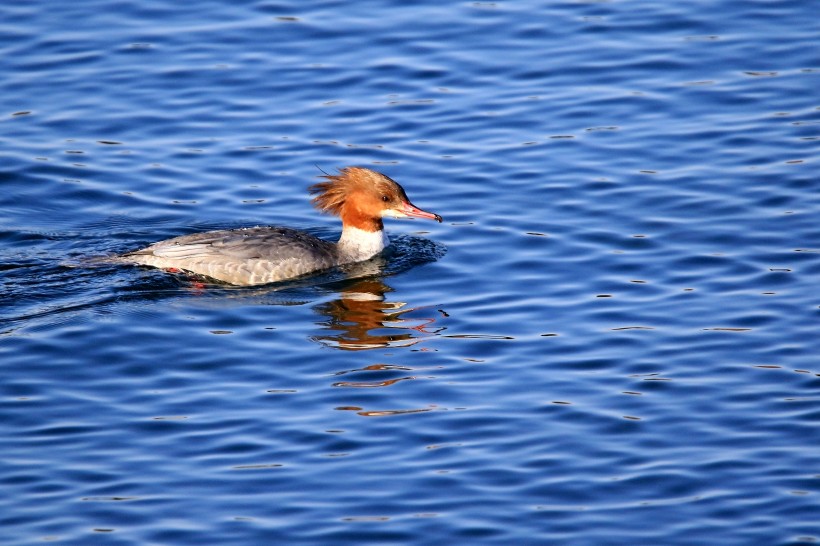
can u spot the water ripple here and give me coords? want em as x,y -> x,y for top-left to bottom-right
2,0 -> 820,545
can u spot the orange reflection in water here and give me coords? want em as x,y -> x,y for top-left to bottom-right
334,406 -> 438,417
311,278 -> 443,350
332,375 -> 417,388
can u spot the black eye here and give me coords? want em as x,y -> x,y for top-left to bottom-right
381,195 -> 391,202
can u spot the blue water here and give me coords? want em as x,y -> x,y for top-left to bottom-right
2,1 -> 819,544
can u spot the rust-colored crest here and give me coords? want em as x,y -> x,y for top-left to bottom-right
309,167 -> 400,217
309,170 -> 349,216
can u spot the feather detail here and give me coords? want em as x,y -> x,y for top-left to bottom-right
309,166 -> 408,217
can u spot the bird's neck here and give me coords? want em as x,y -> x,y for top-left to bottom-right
336,224 -> 389,262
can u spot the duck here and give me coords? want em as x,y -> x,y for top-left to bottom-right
117,166 -> 442,286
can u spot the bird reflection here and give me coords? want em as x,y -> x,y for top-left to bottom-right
311,276 -> 442,350
127,243 -> 446,352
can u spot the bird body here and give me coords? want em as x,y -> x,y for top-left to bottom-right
118,167 -> 441,285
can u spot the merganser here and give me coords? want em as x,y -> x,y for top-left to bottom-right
117,167 -> 442,286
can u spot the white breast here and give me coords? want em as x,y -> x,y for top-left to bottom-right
336,226 -> 389,263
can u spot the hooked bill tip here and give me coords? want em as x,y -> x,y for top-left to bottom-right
400,200 -> 442,223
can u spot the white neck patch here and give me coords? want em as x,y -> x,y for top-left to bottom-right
337,226 -> 389,263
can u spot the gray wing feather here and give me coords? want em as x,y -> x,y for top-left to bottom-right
122,227 -> 340,285
131,227 -> 332,259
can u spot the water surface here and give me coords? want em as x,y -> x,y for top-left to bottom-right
1,1 -> 819,544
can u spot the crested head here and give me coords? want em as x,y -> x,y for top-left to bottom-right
309,167 -> 441,232
309,167 -> 394,217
